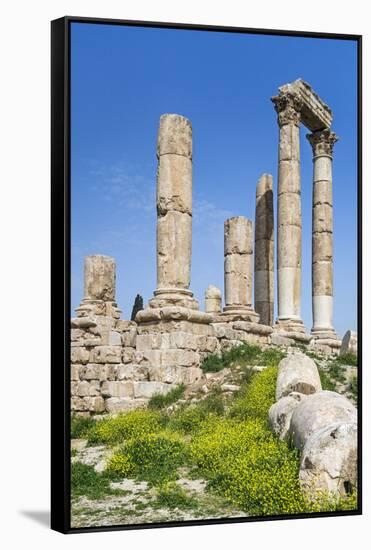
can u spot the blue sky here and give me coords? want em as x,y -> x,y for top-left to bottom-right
71,22 -> 358,336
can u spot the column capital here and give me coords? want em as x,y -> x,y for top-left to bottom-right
307,128 -> 339,158
271,91 -> 303,127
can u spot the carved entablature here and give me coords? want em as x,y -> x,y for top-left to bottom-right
307,129 -> 339,157
271,91 -> 303,127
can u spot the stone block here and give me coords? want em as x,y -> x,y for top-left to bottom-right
269,392 -> 303,439
121,328 -> 137,348
71,365 -> 82,381
117,364 -> 149,381
105,397 -> 147,414
133,381 -> 175,399
101,330 -> 122,346
81,364 -> 101,380
71,397 -> 85,411
289,390 -> 357,450
169,331 -> 199,350
71,347 -> 90,365
90,346 -> 122,364
122,347 -> 135,364
83,396 -> 105,413
340,330 -> 358,356
299,422 -> 357,497
160,349 -> 200,367
101,381 -> 134,398
276,353 -> 322,400
71,328 -> 84,342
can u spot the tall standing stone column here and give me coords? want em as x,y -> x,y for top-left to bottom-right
271,90 -> 305,333
307,129 -> 338,339
254,174 -> 274,326
150,114 -> 196,308
222,216 -> 259,322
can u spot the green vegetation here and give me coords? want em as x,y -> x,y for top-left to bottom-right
71,462 -> 121,500
201,343 -> 285,373
71,414 -> 96,439
338,352 -> 358,366
154,481 -> 198,510
107,432 -> 188,486
318,366 -> 336,391
148,384 -> 185,410
348,375 -> 358,403
72,343 -> 357,517
327,361 -> 347,384
87,409 -> 163,446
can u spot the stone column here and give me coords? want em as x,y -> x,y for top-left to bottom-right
254,174 -> 274,326
223,216 -> 259,322
151,114 -> 195,307
75,255 -> 121,320
205,285 -> 222,314
271,90 -> 305,333
84,255 -> 116,301
307,129 -> 338,339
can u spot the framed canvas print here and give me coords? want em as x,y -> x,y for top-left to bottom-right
51,16 -> 362,533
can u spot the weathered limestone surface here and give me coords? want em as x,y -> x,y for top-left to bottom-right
205,285 -> 222,315
272,88 -> 305,334
299,422 -> 357,496
276,353 -> 322,400
278,79 -> 333,132
269,392 -> 303,439
288,390 -> 357,451
307,129 -> 338,341
340,330 -> 358,356
222,216 -> 259,322
254,174 -> 274,325
155,114 -> 193,297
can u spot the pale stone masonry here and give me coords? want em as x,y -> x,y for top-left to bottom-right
205,285 -> 222,315
222,216 -> 259,322
254,174 -> 274,326
307,129 -> 338,341
71,94 -> 350,414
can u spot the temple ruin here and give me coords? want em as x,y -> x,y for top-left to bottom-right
71,79 -> 344,415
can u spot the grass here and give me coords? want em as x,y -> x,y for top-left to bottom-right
71,414 -> 96,439
154,482 -> 198,510
318,366 -> 336,391
201,343 -> 285,373
348,375 -> 358,403
338,352 -> 358,366
327,361 -> 347,384
148,384 -> 185,409
71,462 -> 121,500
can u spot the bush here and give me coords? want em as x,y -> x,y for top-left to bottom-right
201,353 -> 225,373
337,353 -> 357,366
87,409 -> 163,446
148,384 -> 185,410
190,416 -> 305,515
71,414 -> 96,439
107,432 -> 188,485
229,366 -> 277,420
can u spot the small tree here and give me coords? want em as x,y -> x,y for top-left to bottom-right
131,294 -> 144,321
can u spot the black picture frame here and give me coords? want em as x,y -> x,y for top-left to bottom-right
51,15 -> 362,534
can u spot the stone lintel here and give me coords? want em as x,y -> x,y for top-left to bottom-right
279,79 -> 332,131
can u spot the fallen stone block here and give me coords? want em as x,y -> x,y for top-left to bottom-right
276,353 -> 321,400
299,422 -> 357,497
289,390 -> 357,450
269,392 -> 303,439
